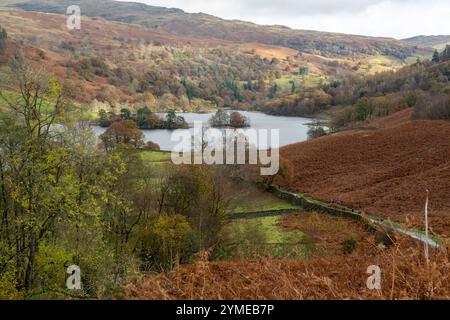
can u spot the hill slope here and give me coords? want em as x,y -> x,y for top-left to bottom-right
0,10 -> 285,110
8,0 -> 427,58
278,121 -> 450,236
404,35 -> 450,50
1,8 -> 408,112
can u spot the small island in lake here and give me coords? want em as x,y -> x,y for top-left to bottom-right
209,109 -> 251,128
98,107 -> 189,130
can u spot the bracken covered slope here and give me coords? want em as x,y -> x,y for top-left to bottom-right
278,121 -> 450,236
122,238 -> 450,300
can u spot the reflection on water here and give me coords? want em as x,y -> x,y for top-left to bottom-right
92,111 -> 312,151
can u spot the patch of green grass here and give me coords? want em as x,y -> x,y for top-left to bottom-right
358,55 -> 404,75
275,75 -> 325,90
230,189 -> 301,214
234,216 -> 291,243
404,54 -> 433,65
214,215 -> 314,260
0,90 -> 17,110
80,109 -> 98,120
139,151 -> 172,163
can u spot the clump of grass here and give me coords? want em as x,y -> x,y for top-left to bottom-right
215,216 -> 312,260
341,238 -> 358,254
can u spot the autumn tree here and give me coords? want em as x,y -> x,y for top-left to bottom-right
209,109 -> 230,127
97,86 -> 120,110
159,165 -> 232,250
258,156 -> 294,188
100,120 -> 144,150
143,140 -> 161,151
230,111 -> 250,128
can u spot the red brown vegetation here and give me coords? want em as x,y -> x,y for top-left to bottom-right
369,107 -> 414,128
279,212 -> 369,256
144,141 -> 161,151
121,213 -> 450,300
121,238 -> 450,300
277,121 -> 450,236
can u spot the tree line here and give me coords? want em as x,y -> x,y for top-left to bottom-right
98,108 -> 188,130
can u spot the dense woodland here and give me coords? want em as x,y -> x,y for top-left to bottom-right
58,44 -> 288,113
263,46 -> 450,127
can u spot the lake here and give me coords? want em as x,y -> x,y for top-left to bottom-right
92,111 -> 312,151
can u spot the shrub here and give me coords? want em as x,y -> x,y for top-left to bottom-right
341,238 -> 358,254
100,120 -> 145,150
230,112 -> 250,128
209,109 -> 230,127
0,271 -> 21,300
138,215 -> 199,272
330,106 -> 354,129
34,244 -> 73,294
143,141 -> 160,151
307,125 -> 328,140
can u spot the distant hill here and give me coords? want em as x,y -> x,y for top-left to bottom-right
7,0 -> 428,59
403,35 -> 450,50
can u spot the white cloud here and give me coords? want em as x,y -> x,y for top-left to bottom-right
116,0 -> 450,38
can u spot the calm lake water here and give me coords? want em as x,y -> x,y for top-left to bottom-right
93,111 -> 312,151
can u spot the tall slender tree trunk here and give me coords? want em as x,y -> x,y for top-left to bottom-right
24,234 -> 37,292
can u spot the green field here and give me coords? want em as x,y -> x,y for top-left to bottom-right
274,75 -> 325,90
139,150 -> 172,163
404,54 -> 433,65
357,55 -> 404,75
215,215 -> 314,260
229,186 -> 301,214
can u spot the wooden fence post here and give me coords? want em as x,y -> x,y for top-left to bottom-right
424,189 -> 430,264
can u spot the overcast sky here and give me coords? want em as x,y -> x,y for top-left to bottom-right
117,0 -> 450,39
